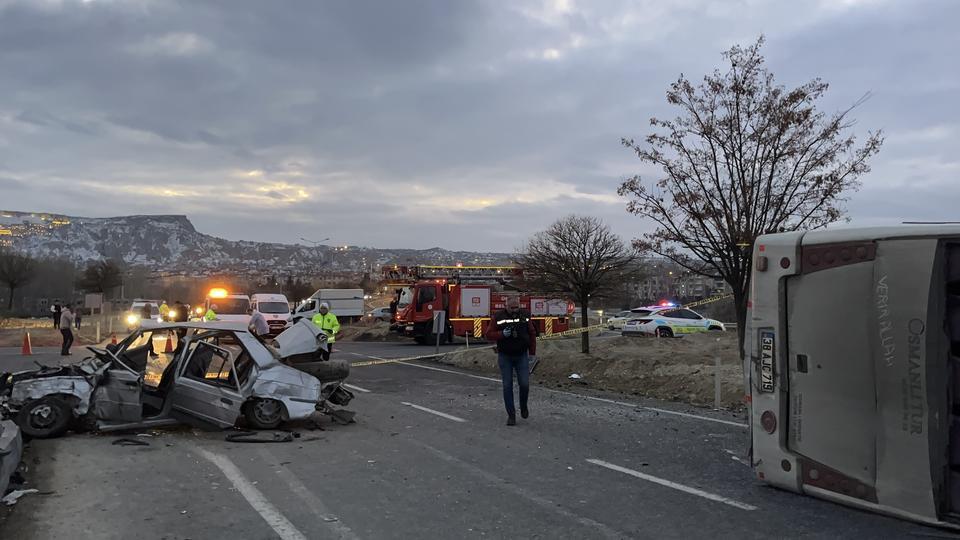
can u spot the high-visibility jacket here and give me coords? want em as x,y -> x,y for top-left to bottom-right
311,312 -> 340,343
159,303 -> 170,317
204,309 -> 217,321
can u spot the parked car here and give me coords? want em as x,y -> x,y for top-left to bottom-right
622,306 -> 725,337
605,310 -> 634,330
367,307 -> 393,322
0,320 -> 355,439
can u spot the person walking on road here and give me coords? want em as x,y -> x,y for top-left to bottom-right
51,303 -> 62,329
59,304 -> 75,356
311,302 -> 340,361
159,301 -> 171,322
485,296 -> 538,426
74,308 -> 83,330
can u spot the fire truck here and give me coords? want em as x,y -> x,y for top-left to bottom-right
384,265 -> 573,344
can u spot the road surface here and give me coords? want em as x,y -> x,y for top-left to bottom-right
0,341 -> 946,539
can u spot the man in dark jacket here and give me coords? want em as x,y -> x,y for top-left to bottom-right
485,296 -> 538,426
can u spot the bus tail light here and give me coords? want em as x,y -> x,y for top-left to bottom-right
760,410 -> 777,434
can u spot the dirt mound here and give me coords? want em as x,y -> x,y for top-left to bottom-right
338,321 -> 405,342
438,332 -> 745,410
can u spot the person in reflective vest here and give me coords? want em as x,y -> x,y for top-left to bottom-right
485,296 -> 538,426
159,301 -> 171,321
204,304 -> 218,321
312,302 -> 340,360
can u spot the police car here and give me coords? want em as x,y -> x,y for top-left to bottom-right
621,305 -> 725,337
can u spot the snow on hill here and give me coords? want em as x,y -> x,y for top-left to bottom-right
0,210 -> 512,274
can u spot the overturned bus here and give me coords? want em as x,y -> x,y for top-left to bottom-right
747,225 -> 960,528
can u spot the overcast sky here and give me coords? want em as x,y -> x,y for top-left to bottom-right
1,0 -> 957,251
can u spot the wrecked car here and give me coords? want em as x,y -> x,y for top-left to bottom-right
0,320 -> 354,438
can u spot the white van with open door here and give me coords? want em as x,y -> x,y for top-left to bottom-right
747,225 -> 960,528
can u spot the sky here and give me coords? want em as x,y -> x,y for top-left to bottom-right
0,0 -> 957,252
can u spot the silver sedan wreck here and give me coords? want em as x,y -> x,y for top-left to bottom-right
0,320 -> 355,438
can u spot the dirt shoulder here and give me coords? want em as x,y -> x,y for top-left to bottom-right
437,332 -> 745,410
337,321 -> 406,342
0,327 -> 99,348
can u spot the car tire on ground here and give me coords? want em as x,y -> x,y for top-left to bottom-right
708,325 -> 723,331
655,326 -> 674,338
413,335 -> 428,345
17,396 -> 72,439
244,399 -> 285,430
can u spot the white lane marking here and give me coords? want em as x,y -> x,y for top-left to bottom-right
416,440 -> 627,539
343,383 -> 371,393
398,360 -> 502,383
586,458 -> 757,511
398,362 -> 747,428
578,396 -> 747,428
194,446 -> 308,540
345,351 -> 387,360
401,401 -> 467,423
257,449 -> 359,540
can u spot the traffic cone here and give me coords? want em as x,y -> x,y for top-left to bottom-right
164,333 -> 173,353
21,332 -> 32,355
111,334 -> 117,345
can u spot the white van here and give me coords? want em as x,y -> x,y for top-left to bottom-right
251,293 -> 292,335
292,289 -> 364,324
204,293 -> 251,324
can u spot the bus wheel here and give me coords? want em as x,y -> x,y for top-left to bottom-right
655,327 -> 673,338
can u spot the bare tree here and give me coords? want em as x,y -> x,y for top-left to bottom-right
618,36 -> 883,355
76,259 -> 124,295
0,250 -> 38,310
517,215 -> 636,354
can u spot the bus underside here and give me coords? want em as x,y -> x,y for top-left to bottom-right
748,228 -> 960,528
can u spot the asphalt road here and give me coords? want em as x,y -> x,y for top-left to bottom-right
0,340 -> 949,539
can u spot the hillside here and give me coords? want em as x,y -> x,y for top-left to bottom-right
0,210 -> 512,274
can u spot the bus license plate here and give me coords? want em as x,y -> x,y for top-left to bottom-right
760,332 -> 775,392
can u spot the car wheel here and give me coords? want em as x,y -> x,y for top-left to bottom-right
413,335 -> 428,345
244,399 -> 284,430
17,396 -> 72,439
708,325 -> 723,331
655,327 -> 674,338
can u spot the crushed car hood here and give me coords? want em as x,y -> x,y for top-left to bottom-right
274,320 -> 329,358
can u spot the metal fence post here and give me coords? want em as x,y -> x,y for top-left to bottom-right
465,332 -> 470,349
96,321 -> 101,343
714,337 -> 722,411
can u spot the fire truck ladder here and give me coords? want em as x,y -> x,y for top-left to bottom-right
382,265 -> 521,284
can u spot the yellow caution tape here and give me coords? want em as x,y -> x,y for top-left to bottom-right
683,293 -> 733,309
536,323 -> 606,340
351,323 -> 607,368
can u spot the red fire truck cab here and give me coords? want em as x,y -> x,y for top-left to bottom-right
388,265 -> 573,344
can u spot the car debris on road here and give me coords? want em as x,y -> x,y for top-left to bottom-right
0,320 -> 356,439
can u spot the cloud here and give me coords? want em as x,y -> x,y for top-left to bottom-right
0,0 -> 957,251
126,32 -> 214,57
